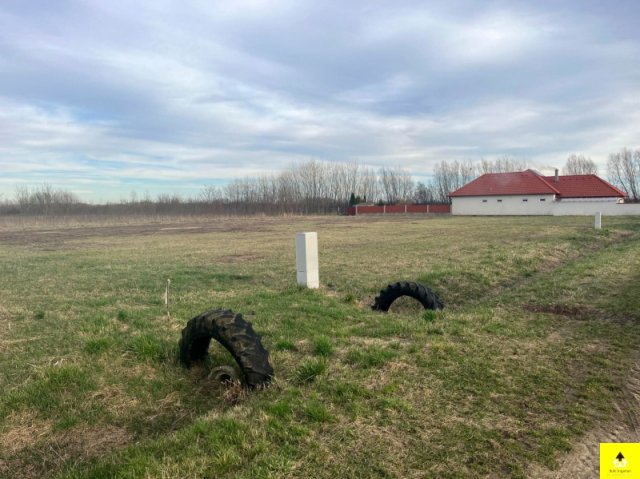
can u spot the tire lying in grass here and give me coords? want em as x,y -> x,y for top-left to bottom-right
372,281 -> 444,312
208,365 -> 240,384
179,309 -> 274,389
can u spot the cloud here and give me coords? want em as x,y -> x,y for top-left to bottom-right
0,0 -> 639,201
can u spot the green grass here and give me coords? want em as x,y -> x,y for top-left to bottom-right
293,358 -> 328,384
0,214 -> 639,478
312,336 -> 333,357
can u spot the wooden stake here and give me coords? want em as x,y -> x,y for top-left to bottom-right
164,278 -> 171,316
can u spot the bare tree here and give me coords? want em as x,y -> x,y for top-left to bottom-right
13,184 -> 79,215
200,185 -> 223,203
276,170 -> 301,213
607,148 -> 640,200
432,159 -> 475,203
378,167 -> 396,204
360,166 -> 378,202
15,186 -> 31,212
413,182 -> 435,203
3,160 -> 424,217
563,154 -> 598,175
294,160 -> 329,212
477,156 -> 527,175
378,166 -> 415,203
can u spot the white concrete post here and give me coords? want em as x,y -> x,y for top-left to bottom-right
595,212 -> 602,230
296,232 -> 319,288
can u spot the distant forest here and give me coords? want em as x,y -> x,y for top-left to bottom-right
2,148 -> 638,216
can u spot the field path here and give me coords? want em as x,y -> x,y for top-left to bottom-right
530,356 -> 640,478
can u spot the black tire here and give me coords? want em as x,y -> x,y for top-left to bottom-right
179,309 -> 274,388
372,281 -> 444,312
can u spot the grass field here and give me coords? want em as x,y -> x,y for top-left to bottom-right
0,214 -> 639,478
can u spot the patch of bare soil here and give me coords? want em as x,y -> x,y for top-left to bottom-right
0,213 -> 419,250
0,411 -> 53,456
0,424 -> 133,479
522,303 -> 600,319
0,217 -> 279,250
528,357 -> 640,478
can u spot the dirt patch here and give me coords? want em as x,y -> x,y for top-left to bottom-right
349,337 -> 411,347
0,411 -> 53,455
0,213 -> 411,251
91,384 -> 141,418
0,218 -> 275,250
217,253 -> 264,263
0,423 -> 133,479
55,425 -> 133,459
364,359 -> 420,390
528,357 -> 640,478
522,303 -> 599,319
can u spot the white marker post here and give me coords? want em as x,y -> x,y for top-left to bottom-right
595,212 -> 602,230
296,232 -> 319,289
164,278 -> 171,316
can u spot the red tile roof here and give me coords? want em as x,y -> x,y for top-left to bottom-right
542,174 -> 628,198
449,170 -> 628,198
449,170 -> 560,197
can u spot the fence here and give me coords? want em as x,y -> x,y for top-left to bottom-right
346,204 -> 451,216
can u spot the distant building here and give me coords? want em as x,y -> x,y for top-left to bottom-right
449,169 -> 639,216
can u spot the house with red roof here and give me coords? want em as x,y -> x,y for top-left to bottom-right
449,169 -> 636,216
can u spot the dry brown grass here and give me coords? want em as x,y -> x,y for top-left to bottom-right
0,410 -> 53,455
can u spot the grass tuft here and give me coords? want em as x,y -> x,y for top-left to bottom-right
312,336 -> 333,357
422,310 -> 438,322
127,334 -> 171,362
303,399 -> 333,423
275,339 -> 297,351
344,293 -> 356,303
293,358 -> 327,384
346,346 -> 398,369
84,337 -> 112,355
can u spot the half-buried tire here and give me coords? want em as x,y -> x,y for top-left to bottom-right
372,281 -> 444,312
179,308 -> 274,389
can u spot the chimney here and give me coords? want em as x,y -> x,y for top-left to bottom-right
554,169 -> 559,182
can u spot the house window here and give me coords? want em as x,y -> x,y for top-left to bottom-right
497,199 -> 503,203
522,198 -> 528,202
482,199 -> 487,203
540,198 -> 546,202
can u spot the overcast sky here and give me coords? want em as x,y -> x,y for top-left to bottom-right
1,0 -> 639,201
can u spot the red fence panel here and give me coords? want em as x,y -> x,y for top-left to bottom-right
428,204 -> 451,213
358,205 -> 384,214
384,205 -> 404,213
406,205 -> 428,213
347,204 -> 450,215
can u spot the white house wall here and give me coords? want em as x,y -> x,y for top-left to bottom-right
552,202 -> 640,216
452,195 -> 640,216
452,195 -> 555,215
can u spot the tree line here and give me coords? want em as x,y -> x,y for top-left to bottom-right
2,148 -> 638,216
